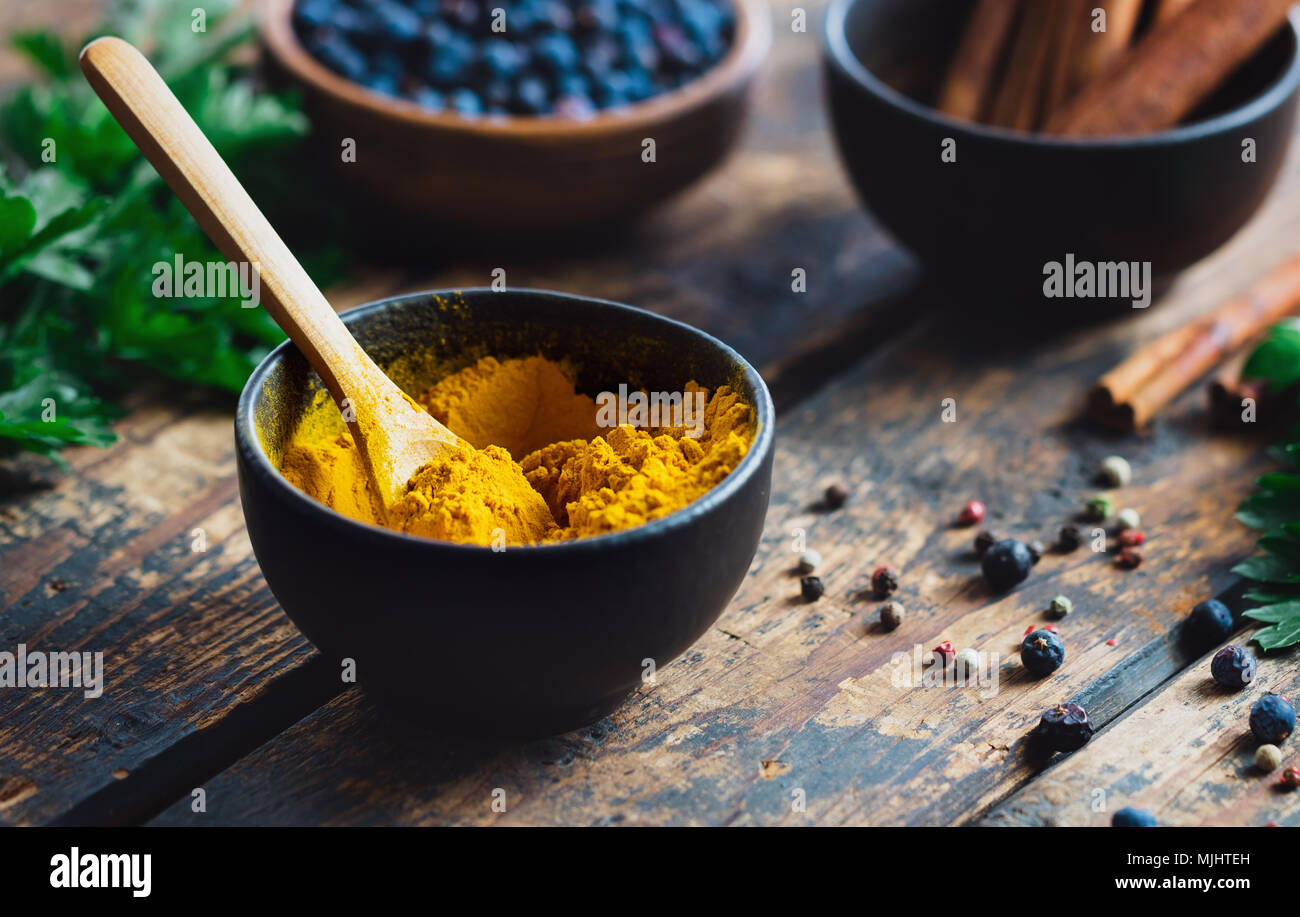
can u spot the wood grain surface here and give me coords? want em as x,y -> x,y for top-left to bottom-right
4,0 -> 1300,827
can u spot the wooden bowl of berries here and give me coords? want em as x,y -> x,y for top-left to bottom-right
259,0 -> 771,233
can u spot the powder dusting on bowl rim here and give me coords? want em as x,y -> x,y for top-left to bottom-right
822,0 -> 1300,148
259,0 -> 773,139
236,288 -> 775,554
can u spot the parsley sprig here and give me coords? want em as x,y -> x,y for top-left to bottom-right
0,0 -> 345,467
1234,323 -> 1300,649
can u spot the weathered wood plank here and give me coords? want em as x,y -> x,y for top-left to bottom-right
983,644 -> 1300,827
151,167 -> 1300,823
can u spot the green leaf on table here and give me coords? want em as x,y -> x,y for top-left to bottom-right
1243,601 -> 1300,651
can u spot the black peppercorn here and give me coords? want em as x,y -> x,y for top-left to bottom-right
824,482 -> 849,509
871,566 -> 899,598
800,575 -> 825,602
974,530 -> 997,556
1057,524 -> 1083,552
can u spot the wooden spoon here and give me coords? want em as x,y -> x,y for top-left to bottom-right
79,36 -> 465,512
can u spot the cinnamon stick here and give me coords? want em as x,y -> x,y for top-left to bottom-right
936,0 -> 1022,121
1046,0 -> 1296,136
1045,0 -> 1090,111
988,0 -> 1058,129
1154,0 -> 1198,23
1091,253 -> 1300,430
1067,0 -> 1145,91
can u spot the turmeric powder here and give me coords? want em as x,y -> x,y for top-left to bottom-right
279,355 -> 755,546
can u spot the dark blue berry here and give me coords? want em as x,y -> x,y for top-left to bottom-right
411,86 -> 445,111
1250,694 -> 1296,744
1210,645 -> 1256,690
309,32 -> 369,82
1185,599 -> 1234,646
1033,702 -> 1092,751
426,32 -> 476,86
981,538 -> 1033,592
533,32 -> 580,73
374,0 -> 423,43
447,87 -> 484,117
553,93 -> 596,118
1112,807 -> 1158,827
511,73 -> 551,114
1021,629 -> 1065,677
479,40 -> 526,81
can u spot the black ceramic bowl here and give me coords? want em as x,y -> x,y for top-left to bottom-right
235,289 -> 774,736
824,0 -> 1300,308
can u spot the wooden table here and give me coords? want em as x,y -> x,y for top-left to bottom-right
2,1 -> 1299,827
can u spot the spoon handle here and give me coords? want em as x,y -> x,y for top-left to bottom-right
79,35 -> 380,407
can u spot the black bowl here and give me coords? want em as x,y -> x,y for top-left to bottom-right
823,0 -> 1300,309
235,289 -> 774,737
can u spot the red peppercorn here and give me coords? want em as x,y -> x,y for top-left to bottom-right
932,641 -> 955,665
1106,638 -> 1117,646
958,500 -> 985,526
1023,625 -> 1036,636
1116,547 -> 1144,569
1043,624 -> 1059,634
1118,529 -> 1146,547
871,566 -> 899,598
1281,766 -> 1300,789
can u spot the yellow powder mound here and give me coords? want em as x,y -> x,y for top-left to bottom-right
389,444 -> 557,546
278,355 -> 755,546
521,382 -> 753,539
281,433 -> 384,523
418,355 -> 601,459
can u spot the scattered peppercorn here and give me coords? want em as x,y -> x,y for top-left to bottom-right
800,575 -> 825,602
871,565 -> 899,598
1117,529 -> 1145,547
1281,765 -> 1300,789
1042,624 -> 1058,633
798,549 -> 822,574
1027,540 -> 1046,564
981,539 -> 1034,592
1099,455 -> 1132,488
824,482 -> 849,509
1057,524 -> 1083,552
1250,694 -> 1297,744
932,640 -> 955,666
1111,807 -> 1157,827
958,499 -> 985,526
1116,547 -> 1143,569
974,529 -> 997,556
1048,595 -> 1073,619
1021,629 -> 1065,677
1033,702 -> 1093,752
1185,598 -> 1234,647
955,647 -> 981,678
1256,744 -> 1283,772
879,600 -> 904,631
1085,494 -> 1114,521
1116,508 -> 1140,531
1210,645 -> 1257,690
